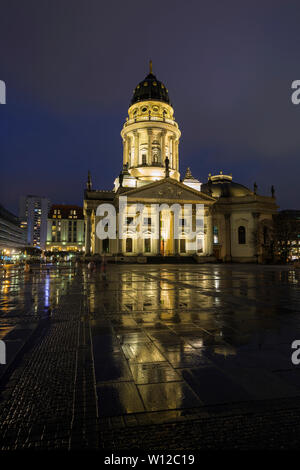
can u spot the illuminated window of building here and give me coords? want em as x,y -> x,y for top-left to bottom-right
238,226 -> 246,244
126,238 -> 133,253
152,142 -> 160,163
73,221 -> 77,242
143,217 -> 151,226
213,226 -> 219,244
144,238 -> 151,253
126,217 -> 134,225
180,238 -> 186,253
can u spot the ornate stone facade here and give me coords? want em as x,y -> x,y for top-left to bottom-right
84,65 -> 278,262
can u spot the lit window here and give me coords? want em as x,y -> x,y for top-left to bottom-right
180,239 -> 186,253
144,238 -> 151,253
126,238 -> 133,253
213,226 -> 219,244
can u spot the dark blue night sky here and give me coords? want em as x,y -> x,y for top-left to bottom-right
1,0 -> 300,214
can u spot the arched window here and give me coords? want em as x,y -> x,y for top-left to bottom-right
126,238 -> 133,253
238,226 -> 246,244
152,141 -> 160,164
144,238 -> 151,253
180,238 -> 186,253
140,147 -> 147,165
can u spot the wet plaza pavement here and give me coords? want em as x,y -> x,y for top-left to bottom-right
1,263 -> 300,449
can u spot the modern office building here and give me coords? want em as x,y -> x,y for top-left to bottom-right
0,205 -> 25,254
46,205 -> 85,252
19,195 -> 50,249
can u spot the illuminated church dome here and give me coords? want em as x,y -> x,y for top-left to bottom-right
117,61 -> 181,187
131,62 -> 171,105
202,172 -> 252,198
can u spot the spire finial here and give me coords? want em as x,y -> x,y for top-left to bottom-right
149,59 -> 152,74
86,170 -> 92,191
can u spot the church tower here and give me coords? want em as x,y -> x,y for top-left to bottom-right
119,61 -> 181,186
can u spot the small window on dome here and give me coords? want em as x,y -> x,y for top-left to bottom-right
161,84 -> 164,88
143,82 -> 148,86
153,81 -> 157,86
142,107 -> 148,113
152,106 -> 158,112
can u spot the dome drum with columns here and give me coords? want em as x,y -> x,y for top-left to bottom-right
84,63 -> 278,263
116,61 -> 181,188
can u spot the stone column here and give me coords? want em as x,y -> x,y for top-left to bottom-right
147,129 -> 153,165
206,209 -> 213,255
85,210 -> 91,255
129,134 -> 134,167
161,131 -> 166,164
117,210 -> 124,254
123,137 -> 129,166
175,140 -> 179,171
91,210 -> 96,254
171,137 -> 175,169
133,131 -> 139,167
157,210 -> 161,254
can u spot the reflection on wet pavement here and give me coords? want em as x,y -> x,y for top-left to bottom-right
89,264 -> 300,418
0,265 -> 75,377
1,263 -> 300,422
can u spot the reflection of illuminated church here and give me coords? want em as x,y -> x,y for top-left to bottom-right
84,63 -> 277,263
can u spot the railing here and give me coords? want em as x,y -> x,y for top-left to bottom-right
124,116 -> 178,128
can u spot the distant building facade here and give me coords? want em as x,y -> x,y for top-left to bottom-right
19,195 -> 50,249
274,210 -> 300,261
0,205 -> 25,252
46,205 -> 85,252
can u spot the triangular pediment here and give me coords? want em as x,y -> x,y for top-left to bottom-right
116,178 -> 216,204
